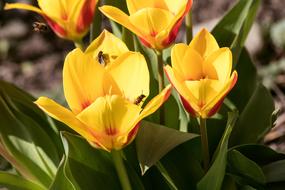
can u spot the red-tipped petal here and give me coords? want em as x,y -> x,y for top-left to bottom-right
162,0 -> 193,47
76,0 -> 97,33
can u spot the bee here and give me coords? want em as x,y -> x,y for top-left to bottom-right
32,22 -> 48,32
134,94 -> 146,105
97,51 -> 110,66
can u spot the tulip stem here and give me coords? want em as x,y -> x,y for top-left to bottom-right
111,150 -> 132,190
156,50 -> 165,125
199,117 -> 209,171
185,11 -> 193,44
74,39 -> 84,50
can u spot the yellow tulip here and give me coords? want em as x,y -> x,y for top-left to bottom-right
35,30 -> 171,151
164,29 -> 238,118
99,0 -> 193,50
5,0 -> 98,41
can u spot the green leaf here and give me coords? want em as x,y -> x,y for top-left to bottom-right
227,150 -> 266,187
51,132 -> 144,190
160,138 -> 204,190
49,156 -> 76,190
0,81 -> 63,187
0,172 -> 46,190
212,0 -> 261,64
136,120 -> 198,174
230,83 -> 274,145
229,49 -> 275,146
233,144 -> 285,166
263,160 -> 285,183
197,111 -> 238,190
122,27 -> 135,51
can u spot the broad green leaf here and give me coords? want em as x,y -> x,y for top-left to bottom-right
0,172 -> 45,190
229,83 -> 274,145
212,0 -> 260,64
233,144 -> 285,166
161,138 -> 204,190
263,160 -> 285,183
227,150 -> 266,187
221,175 -> 238,190
229,49 -> 275,146
51,132 -> 144,190
0,90 -> 61,187
49,156 -> 76,190
136,121 -> 198,174
197,111 -> 238,190
228,49 -> 257,112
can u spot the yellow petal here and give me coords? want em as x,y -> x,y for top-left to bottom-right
34,97 -> 97,143
85,30 -> 129,63
37,0 -> 66,19
155,0 -> 192,48
76,95 -> 142,150
107,52 -> 150,103
202,71 -> 238,116
163,0 -> 189,14
63,48 -> 120,114
203,48 -> 232,82
99,6 -> 147,41
129,8 -> 174,38
164,65 -> 199,108
4,3 -> 44,15
185,79 -> 224,110
189,28 -> 220,59
171,43 -> 203,80
138,84 -> 172,120
126,0 -> 169,14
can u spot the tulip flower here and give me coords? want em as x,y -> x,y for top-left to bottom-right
5,0 -> 98,41
35,30 -> 171,151
165,28 -> 238,118
99,0 -> 193,50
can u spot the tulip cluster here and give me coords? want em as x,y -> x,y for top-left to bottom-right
4,0 -> 237,151
3,0 -> 243,189
35,30 -> 171,151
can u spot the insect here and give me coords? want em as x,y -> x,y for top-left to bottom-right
32,22 -> 48,32
134,94 -> 146,105
97,51 -> 110,66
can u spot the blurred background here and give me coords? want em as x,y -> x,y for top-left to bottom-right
0,0 -> 285,154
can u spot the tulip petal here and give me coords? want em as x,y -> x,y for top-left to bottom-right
63,48 -> 120,114
126,0 -> 169,14
163,0 -> 189,14
189,28 -> 220,59
185,79 -> 224,109
156,0 -> 192,48
171,43 -> 203,80
164,65 -> 199,108
34,97 -> 98,144
76,95 -> 142,150
99,6 -> 150,44
4,3 -> 44,15
203,48 -> 232,82
129,8 -> 174,38
85,30 -> 129,63
203,71 -> 238,117
38,0 -> 67,19
138,84 -> 172,120
75,0 -> 97,33
107,52 -> 150,103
